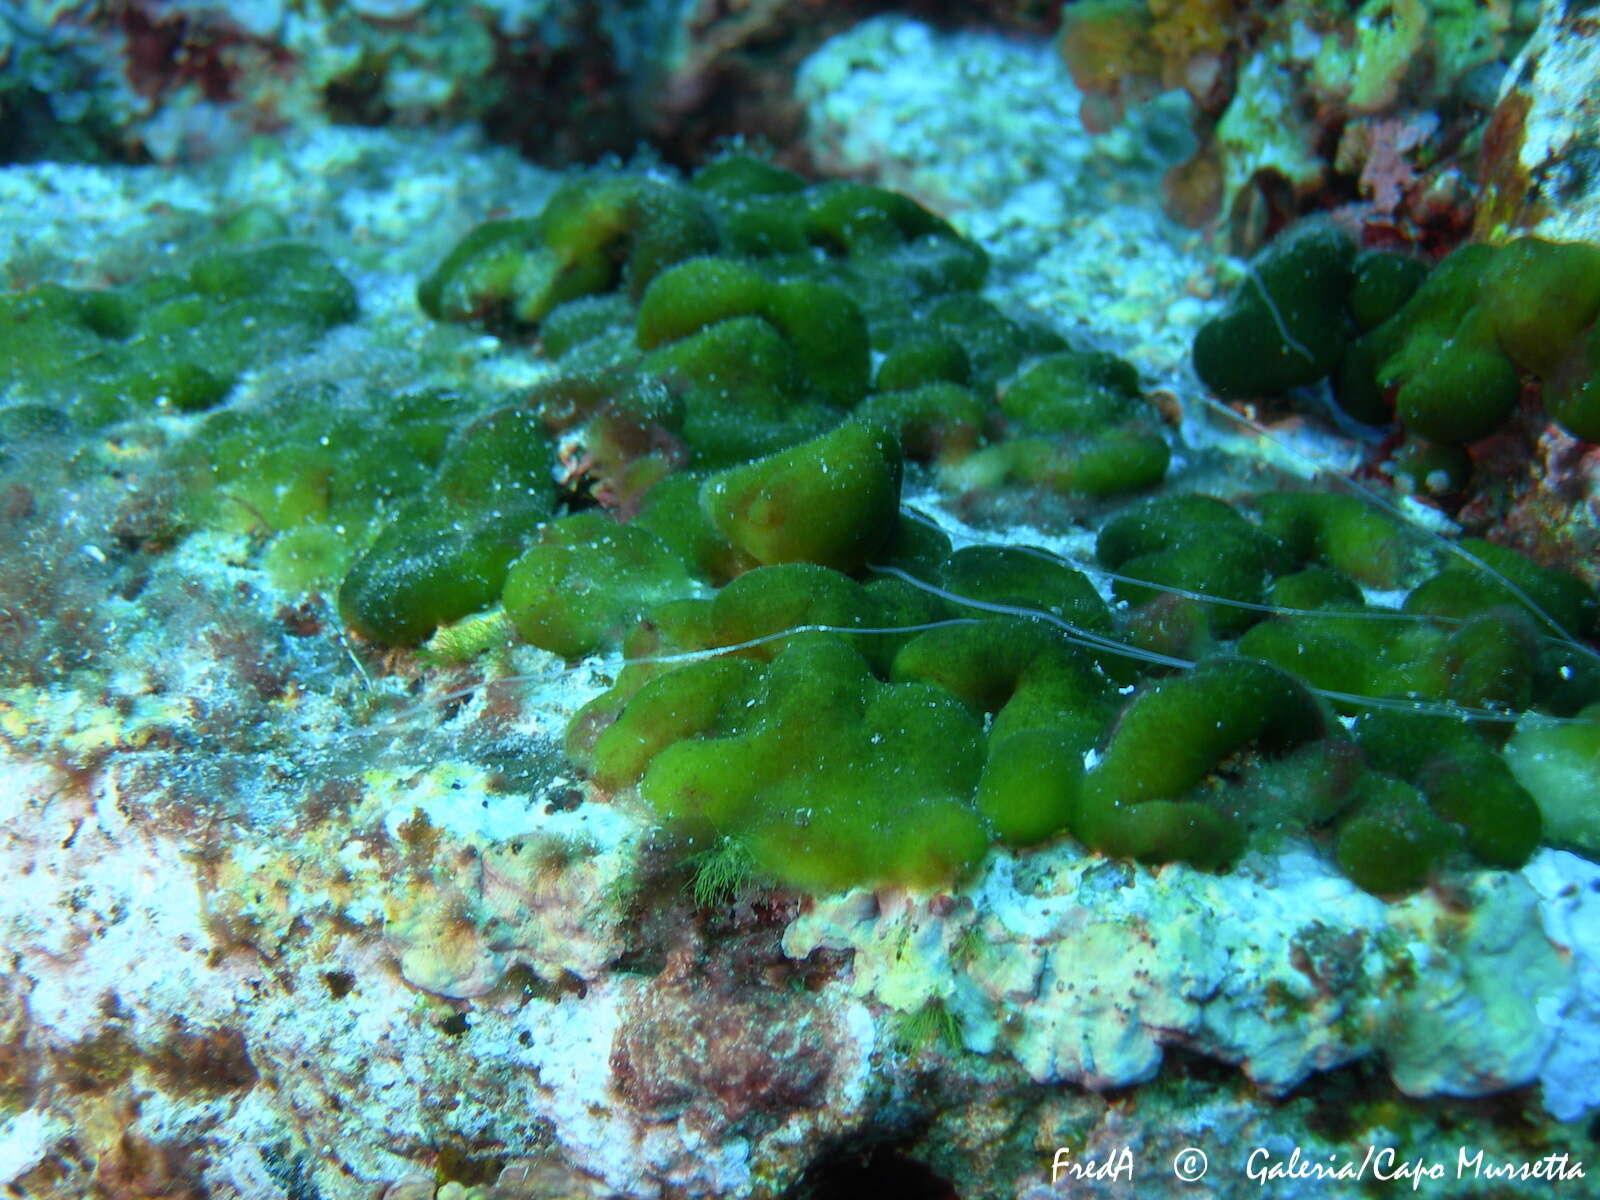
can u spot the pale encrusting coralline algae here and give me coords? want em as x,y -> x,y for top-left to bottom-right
1,4 -> 1598,1199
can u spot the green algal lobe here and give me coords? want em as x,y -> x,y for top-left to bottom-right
699,421 -> 903,574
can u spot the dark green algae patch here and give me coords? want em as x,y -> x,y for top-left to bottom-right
8,157 -> 1596,903
1193,222 -> 1600,493
0,207 -> 358,431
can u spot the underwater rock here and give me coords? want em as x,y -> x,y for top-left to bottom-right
5,47 -> 1600,1200
1477,0 -> 1600,245
0,0 -> 864,168
784,842 -> 1579,1104
1057,0 -> 1522,240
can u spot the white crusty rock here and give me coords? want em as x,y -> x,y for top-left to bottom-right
784,839 -> 1585,1113
1479,0 -> 1600,243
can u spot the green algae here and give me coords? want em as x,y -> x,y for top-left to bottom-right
0,237 -> 357,429
588,636 -> 990,891
711,564 -> 879,663
1364,247 -> 1521,444
1383,439 -> 1471,498
182,384 -> 468,588
1354,711 -> 1541,870
563,469 -> 1593,894
874,334 -> 972,392
892,618 -> 1113,751
632,470 -> 757,584
967,425 -> 1170,498
1194,224 -> 1600,446
449,169 -> 1598,894
700,420 -> 903,574
1076,657 -> 1331,868
411,155 -> 1150,534
855,382 -> 986,467
96,156 -> 1598,900
1238,581 -> 1553,720
638,256 -> 870,409
336,400 -> 560,644
1255,492 -> 1419,590
1348,248 -> 1429,334
947,348 -> 1170,499
976,728 -> 1085,848
417,173 -> 719,330
502,514 -> 695,661
938,545 -> 1113,637
1192,222 -> 1356,400
339,513 -> 517,646
683,836 -> 763,908
1334,773 -> 1460,895
1504,705 -> 1600,856
1097,493 -> 1283,654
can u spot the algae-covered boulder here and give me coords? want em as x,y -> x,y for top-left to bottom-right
309,154 -> 1600,905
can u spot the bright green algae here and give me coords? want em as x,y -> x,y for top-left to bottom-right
388,164 -> 1600,894
560,446 -> 1598,894
591,637 -> 992,893
320,156 -> 1175,651
89,159 -> 1597,900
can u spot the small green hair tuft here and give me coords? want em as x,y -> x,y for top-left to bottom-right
892,997 -> 964,1056
682,836 -> 762,908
